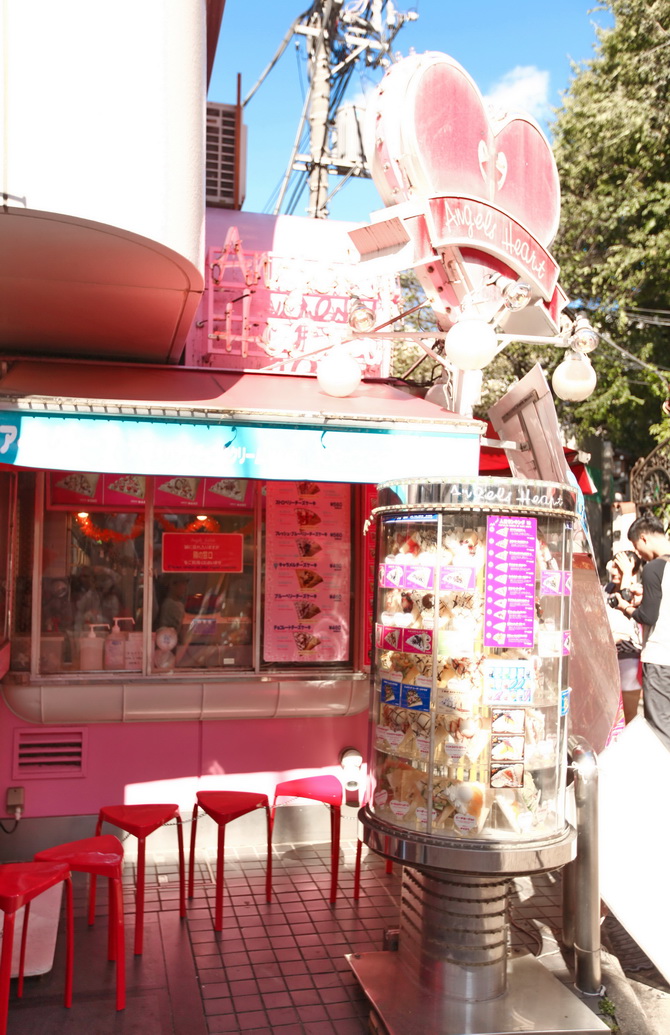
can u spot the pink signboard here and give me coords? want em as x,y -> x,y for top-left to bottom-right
162,533 -> 243,573
48,473 -> 254,511
264,481 -> 351,663
484,516 -> 537,649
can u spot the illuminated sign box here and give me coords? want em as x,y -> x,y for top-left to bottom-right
162,533 -> 243,573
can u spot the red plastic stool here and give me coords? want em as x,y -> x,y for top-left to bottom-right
91,804 -> 185,955
0,861 -> 74,1035
35,836 -> 125,1010
271,775 -> 343,904
188,791 -> 272,931
353,840 -> 393,900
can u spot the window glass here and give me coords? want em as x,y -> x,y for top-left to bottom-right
10,473 -> 35,671
40,510 -> 145,673
152,511 -> 254,671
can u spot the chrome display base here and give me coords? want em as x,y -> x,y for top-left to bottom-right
347,952 -> 609,1035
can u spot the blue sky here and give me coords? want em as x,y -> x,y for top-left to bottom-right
209,0 -> 612,222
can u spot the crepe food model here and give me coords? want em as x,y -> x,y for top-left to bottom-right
107,474 -> 146,498
296,539 -> 322,558
208,478 -> 247,502
295,568 -> 323,590
296,508 -> 321,527
293,632 -> 320,652
56,472 -> 99,497
294,601 -> 321,620
158,476 -> 198,501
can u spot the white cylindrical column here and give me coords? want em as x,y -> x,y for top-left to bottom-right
2,0 -> 205,272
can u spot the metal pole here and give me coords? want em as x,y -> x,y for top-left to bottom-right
566,735 -> 602,994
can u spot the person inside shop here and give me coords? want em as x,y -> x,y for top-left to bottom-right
612,514 -> 670,749
604,550 -> 643,724
157,573 -> 190,633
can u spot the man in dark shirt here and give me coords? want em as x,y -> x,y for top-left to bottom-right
613,514 -> 670,749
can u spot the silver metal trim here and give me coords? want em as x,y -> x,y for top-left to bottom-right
360,807 -> 576,876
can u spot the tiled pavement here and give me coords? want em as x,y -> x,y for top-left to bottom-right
4,834 -> 667,1034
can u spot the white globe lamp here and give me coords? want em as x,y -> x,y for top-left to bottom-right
444,318 -> 499,371
552,352 -> 597,402
317,353 -> 362,397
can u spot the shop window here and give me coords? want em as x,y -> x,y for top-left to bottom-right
41,510 -> 145,674
7,472 -> 358,680
10,473 -> 35,672
152,510 -> 254,672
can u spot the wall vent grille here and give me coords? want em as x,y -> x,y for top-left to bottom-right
13,728 -> 87,779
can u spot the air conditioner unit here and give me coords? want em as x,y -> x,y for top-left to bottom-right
206,102 -> 247,208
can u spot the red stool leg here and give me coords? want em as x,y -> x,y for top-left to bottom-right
175,814 -> 186,917
88,812 -> 105,925
329,805 -> 340,905
354,838 -> 362,900
134,836 -> 146,955
264,805 -> 272,903
111,877 -> 125,1010
213,822 -> 226,932
188,804 -> 199,898
0,911 -> 16,1035
16,902 -> 31,998
385,858 -> 393,874
64,875 -> 73,1009
107,878 -> 116,961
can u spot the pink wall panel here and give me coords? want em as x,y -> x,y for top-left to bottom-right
0,699 -> 368,818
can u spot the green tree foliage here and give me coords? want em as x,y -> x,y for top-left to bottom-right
551,0 -> 670,457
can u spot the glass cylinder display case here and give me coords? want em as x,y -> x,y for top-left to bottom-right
366,477 -> 578,858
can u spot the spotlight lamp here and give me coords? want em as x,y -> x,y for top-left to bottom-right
552,351 -> 597,402
348,297 -> 376,333
569,316 -> 599,354
501,279 -> 533,311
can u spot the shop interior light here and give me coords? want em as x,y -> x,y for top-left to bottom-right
569,316 -> 599,354
77,511 -> 89,519
196,515 -> 208,522
348,297 -> 376,333
316,352 -> 362,397
552,351 -> 597,401
444,317 -> 500,371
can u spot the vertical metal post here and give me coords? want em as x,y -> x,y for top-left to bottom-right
565,736 -> 602,994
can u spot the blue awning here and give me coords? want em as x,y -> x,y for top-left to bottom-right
0,363 -> 483,482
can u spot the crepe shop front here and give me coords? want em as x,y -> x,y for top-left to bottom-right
0,369 -> 486,843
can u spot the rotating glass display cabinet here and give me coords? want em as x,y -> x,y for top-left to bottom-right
364,477 -> 579,868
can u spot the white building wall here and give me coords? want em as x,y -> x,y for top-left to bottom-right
1,0 -> 206,272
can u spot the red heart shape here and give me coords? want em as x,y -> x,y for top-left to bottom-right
369,53 -> 560,247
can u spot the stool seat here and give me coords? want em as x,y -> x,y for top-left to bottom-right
189,790 -> 272,931
274,775 -> 343,806
271,775 -> 343,904
93,803 -> 185,955
35,835 -> 123,878
196,790 -> 269,825
0,861 -> 70,913
98,804 -> 179,840
35,837 -> 125,1011
0,862 -> 74,1034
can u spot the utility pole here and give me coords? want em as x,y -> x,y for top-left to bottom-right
243,1 -> 417,219
307,0 -> 342,218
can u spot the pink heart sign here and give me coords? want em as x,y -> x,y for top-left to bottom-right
368,52 -> 561,248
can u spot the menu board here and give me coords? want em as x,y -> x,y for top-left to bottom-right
48,472 -> 254,511
264,481 -> 351,662
483,515 -> 537,649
